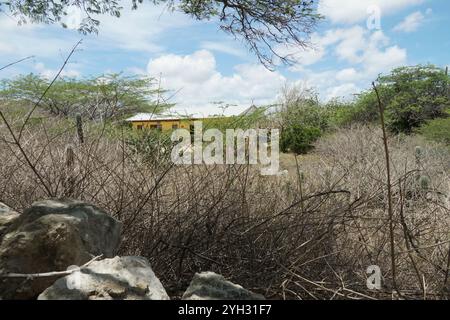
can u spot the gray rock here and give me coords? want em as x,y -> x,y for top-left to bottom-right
0,198 -> 122,299
0,202 -> 19,238
38,256 -> 169,300
182,272 -> 265,300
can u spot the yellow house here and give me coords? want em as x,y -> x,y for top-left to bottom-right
125,113 -> 199,132
126,106 -> 261,132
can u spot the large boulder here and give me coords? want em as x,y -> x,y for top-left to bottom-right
182,272 -> 265,300
38,256 -> 169,300
0,199 -> 122,299
0,202 -> 19,239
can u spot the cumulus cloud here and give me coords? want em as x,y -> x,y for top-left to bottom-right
333,26 -> 368,63
318,0 -> 424,24
0,2 -> 194,62
393,11 -> 426,33
325,83 -> 361,100
290,27 -> 407,100
0,0 -> 414,109
0,1 -> 200,82
0,16 -> 72,59
335,68 -> 358,82
34,62 -> 81,79
147,50 -> 286,114
275,34 -> 327,70
148,24 -> 408,106
200,41 -> 247,58
88,3 -> 194,53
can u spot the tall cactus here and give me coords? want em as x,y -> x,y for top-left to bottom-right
415,146 -> 423,169
76,113 -> 84,144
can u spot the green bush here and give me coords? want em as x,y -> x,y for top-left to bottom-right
280,124 -> 322,154
278,88 -> 328,154
418,117 -> 450,145
325,96 -> 378,128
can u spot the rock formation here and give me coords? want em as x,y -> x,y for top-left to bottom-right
0,199 -> 122,299
38,256 -> 169,300
0,199 -> 264,300
182,272 -> 265,300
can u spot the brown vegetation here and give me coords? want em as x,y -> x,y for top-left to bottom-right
1,101 -> 449,299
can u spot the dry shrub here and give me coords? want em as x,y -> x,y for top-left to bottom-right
1,110 -> 449,299
308,125 -> 450,297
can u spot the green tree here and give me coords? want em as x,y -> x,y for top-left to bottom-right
0,73 -> 170,120
343,65 -> 449,133
378,65 -> 449,133
2,0 -> 323,69
347,90 -> 380,124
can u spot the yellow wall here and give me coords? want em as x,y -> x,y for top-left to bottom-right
130,119 -> 194,131
130,117 -> 233,131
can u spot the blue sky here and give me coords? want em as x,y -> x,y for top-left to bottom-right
1,0 -> 449,115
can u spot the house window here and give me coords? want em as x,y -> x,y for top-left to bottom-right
137,125 -> 143,130
151,123 -> 162,131
172,124 -> 179,129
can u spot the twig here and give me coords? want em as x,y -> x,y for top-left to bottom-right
372,81 -> 398,294
0,255 -> 103,279
0,56 -> 34,72
442,243 -> 450,292
294,154 -> 305,213
279,262 -> 377,300
241,189 -> 351,235
398,177 -> 424,297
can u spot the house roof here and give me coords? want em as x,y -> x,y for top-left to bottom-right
125,107 -> 260,122
125,113 -> 199,122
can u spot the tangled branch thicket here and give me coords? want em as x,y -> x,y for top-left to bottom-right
0,103 -> 449,299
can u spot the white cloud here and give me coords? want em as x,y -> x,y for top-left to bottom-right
200,41 -> 247,58
318,0 -> 424,24
335,68 -> 358,82
276,34 -> 327,69
0,0 -> 414,108
363,45 -> 407,77
333,26 -> 367,63
0,42 -> 15,55
325,83 -> 360,100
148,50 -> 216,83
290,27 -> 407,101
0,1 -> 200,82
0,2 -> 195,62
277,26 -> 393,69
393,11 -> 426,33
147,50 -> 286,114
34,62 -> 81,79
289,26 -> 404,73
274,29 -> 352,70
0,16 -> 73,59
88,3 -> 194,53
